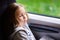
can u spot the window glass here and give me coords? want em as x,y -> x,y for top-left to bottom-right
16,0 -> 60,17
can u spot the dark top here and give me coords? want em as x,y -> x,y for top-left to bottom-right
0,0 -> 16,40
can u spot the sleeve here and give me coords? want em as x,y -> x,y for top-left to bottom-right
9,27 -> 29,40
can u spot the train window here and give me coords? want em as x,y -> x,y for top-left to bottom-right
16,0 -> 60,40
16,0 -> 60,18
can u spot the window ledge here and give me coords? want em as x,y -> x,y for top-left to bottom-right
28,13 -> 60,28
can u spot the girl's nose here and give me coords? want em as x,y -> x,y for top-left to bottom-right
23,15 -> 26,19
23,15 -> 27,20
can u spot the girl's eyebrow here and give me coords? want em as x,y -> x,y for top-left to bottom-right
19,13 -> 23,16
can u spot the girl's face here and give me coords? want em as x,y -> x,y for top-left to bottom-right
15,6 -> 28,24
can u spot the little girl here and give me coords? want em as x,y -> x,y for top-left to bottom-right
1,3 -> 36,40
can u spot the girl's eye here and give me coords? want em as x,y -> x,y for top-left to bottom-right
19,14 -> 23,17
19,16 -> 22,17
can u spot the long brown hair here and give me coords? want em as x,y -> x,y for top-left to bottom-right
1,3 -> 28,40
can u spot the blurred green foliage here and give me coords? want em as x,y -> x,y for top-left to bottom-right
16,0 -> 60,17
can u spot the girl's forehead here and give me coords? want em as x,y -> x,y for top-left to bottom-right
18,6 -> 24,10
18,6 -> 25,12
16,6 -> 26,15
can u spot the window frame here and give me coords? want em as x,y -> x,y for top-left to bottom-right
28,13 -> 60,28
